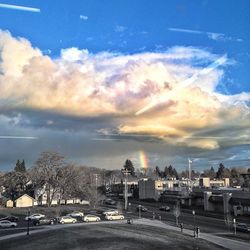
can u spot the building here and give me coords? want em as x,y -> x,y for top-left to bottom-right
199,177 -> 230,188
14,194 -> 36,208
139,179 -> 157,200
138,178 -> 198,201
191,187 -> 250,216
6,199 -> 14,208
0,196 -> 14,208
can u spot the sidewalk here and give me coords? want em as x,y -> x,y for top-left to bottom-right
134,218 -> 250,250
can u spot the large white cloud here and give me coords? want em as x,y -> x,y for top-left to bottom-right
0,30 -> 250,151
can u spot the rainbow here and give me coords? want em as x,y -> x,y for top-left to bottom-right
139,151 -> 148,170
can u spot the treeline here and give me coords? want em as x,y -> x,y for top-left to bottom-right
201,163 -> 250,186
0,152 -> 109,207
155,165 -> 179,179
153,163 -> 250,184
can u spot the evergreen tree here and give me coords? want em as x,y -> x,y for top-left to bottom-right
202,166 -> 216,178
216,163 -> 231,178
164,166 -> 169,178
14,160 -> 21,172
14,159 -> 26,172
20,160 -> 26,172
123,159 -> 135,176
155,166 -> 162,178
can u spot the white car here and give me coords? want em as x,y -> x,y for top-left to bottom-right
83,214 -> 101,222
105,214 -> 125,221
59,216 -> 77,224
102,209 -> 119,216
67,211 -> 84,217
0,220 -> 17,228
25,213 -> 45,221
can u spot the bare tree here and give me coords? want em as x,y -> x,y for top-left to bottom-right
173,201 -> 181,226
31,151 -> 65,207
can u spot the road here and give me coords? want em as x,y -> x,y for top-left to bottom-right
112,200 -> 250,236
1,201 -> 249,242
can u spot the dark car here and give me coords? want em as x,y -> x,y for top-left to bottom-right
104,199 -> 116,205
0,216 -> 19,222
33,217 -> 56,226
236,223 -> 250,233
136,205 -> 148,212
159,206 -> 170,212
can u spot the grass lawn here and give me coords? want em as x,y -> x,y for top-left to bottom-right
0,223 -> 226,250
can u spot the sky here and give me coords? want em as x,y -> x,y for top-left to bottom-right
0,0 -> 250,172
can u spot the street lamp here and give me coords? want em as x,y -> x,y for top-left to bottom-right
27,209 -> 30,236
138,204 -> 142,219
233,218 -> 236,235
128,202 -> 131,212
192,210 -> 196,237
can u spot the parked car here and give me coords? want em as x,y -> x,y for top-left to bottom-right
159,206 -> 170,212
59,216 -> 77,224
0,216 -> 19,222
67,211 -> 84,217
25,213 -> 45,221
33,217 -> 56,226
83,214 -> 101,222
0,220 -> 17,228
105,214 -> 125,221
136,205 -> 148,212
104,199 -> 116,205
236,223 -> 250,233
103,209 -> 119,216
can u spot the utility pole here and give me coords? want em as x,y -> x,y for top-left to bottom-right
121,168 -> 130,210
93,174 -> 99,208
188,159 -> 192,190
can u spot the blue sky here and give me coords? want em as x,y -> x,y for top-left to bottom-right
1,0 -> 249,93
0,0 -> 249,171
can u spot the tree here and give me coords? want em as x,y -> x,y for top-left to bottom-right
14,160 -> 21,172
31,151 -> 66,207
123,159 -> 135,176
20,160 -> 26,172
163,165 -> 179,179
216,163 -> 231,179
164,166 -> 169,178
155,166 -> 162,178
173,201 -> 181,226
202,166 -> 216,178
14,159 -> 26,172
173,168 -> 179,180
0,171 -> 29,199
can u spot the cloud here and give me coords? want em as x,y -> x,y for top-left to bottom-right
114,25 -> 127,33
0,136 -> 38,139
168,27 -> 243,42
135,55 -> 228,115
0,3 -> 40,13
0,30 -> 249,153
80,15 -> 88,21
168,28 -> 202,35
